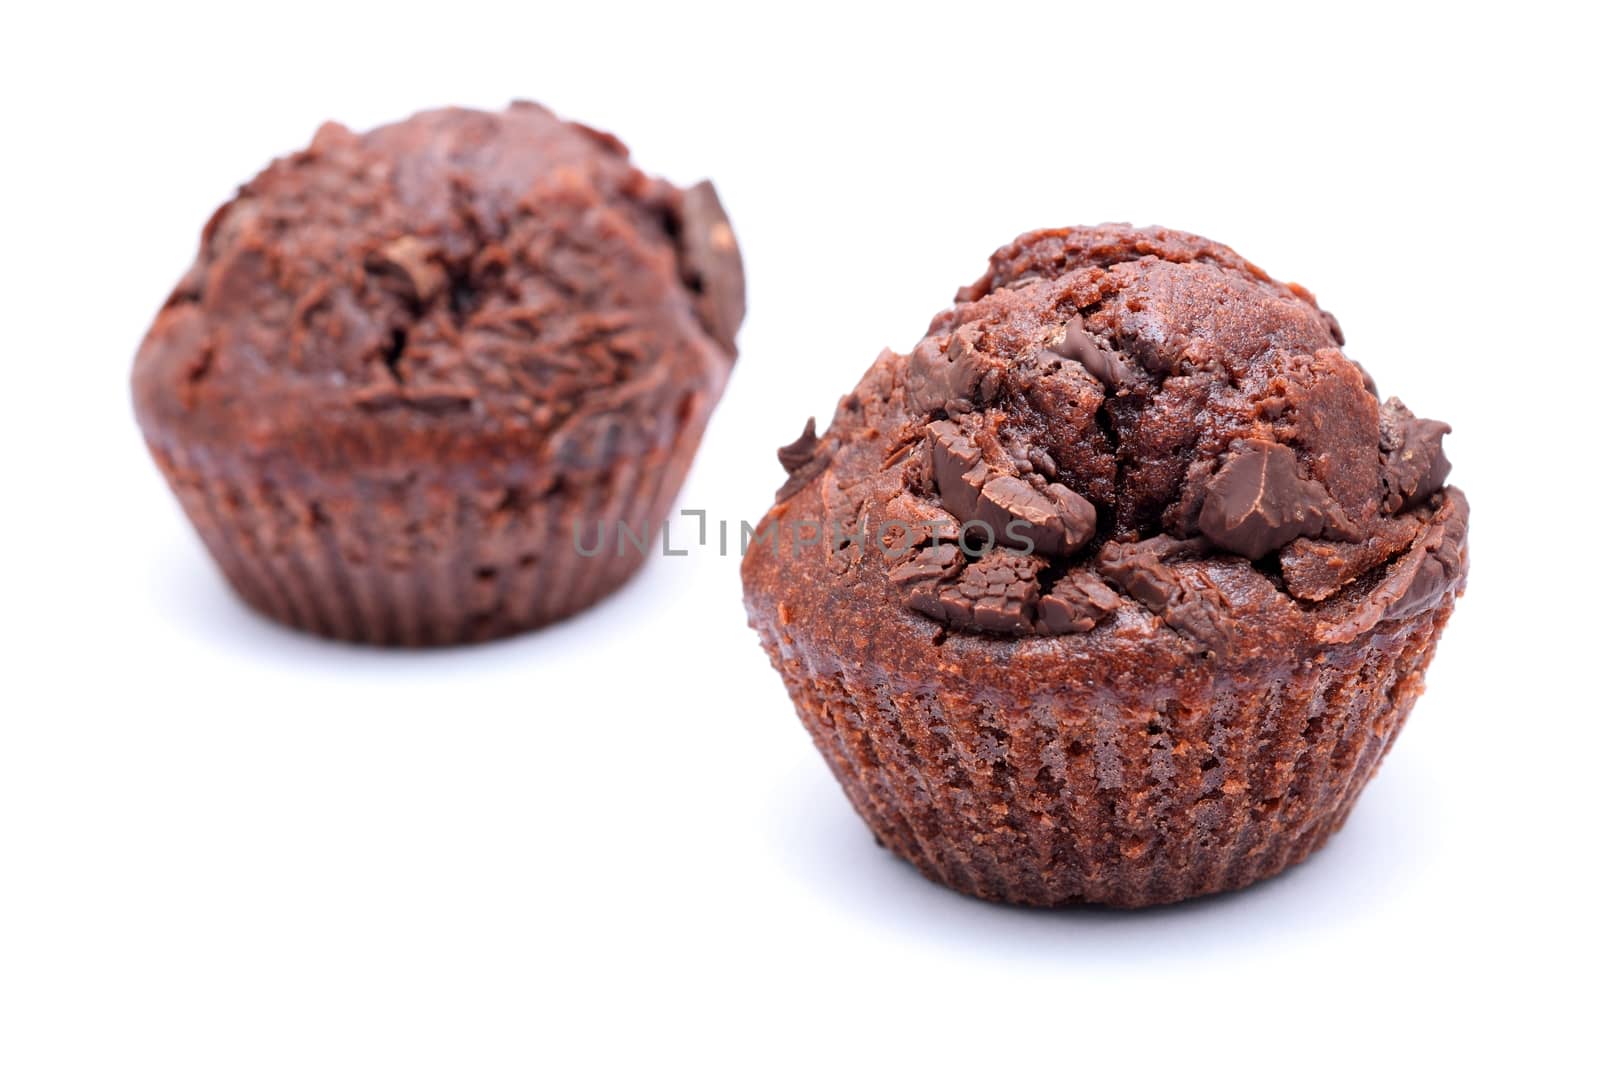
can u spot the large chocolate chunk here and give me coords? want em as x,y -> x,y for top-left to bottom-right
1377,397 -> 1452,513
893,538 -> 1068,637
1036,570 -> 1121,635
1098,537 -> 1233,649
932,553 -> 1044,636
926,421 -> 1097,558
1383,489 -> 1468,621
889,542 -> 967,617
1046,315 -> 1129,389
974,476 -> 1096,556
906,332 -> 987,414
1316,489 -> 1469,643
1197,439 -> 1352,559
879,491 -> 959,556
926,420 -> 989,518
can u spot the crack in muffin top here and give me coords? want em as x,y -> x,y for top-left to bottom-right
773,224 -> 1461,645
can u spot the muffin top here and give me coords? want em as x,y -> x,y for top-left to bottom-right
133,102 -> 744,479
749,224 -> 1465,668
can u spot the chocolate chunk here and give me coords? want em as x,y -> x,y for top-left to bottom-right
973,476 -> 1097,557
365,236 -> 446,304
926,420 -> 988,517
1036,570 -> 1121,635
893,541 -> 1055,637
1394,551 -> 1463,620
775,417 -> 833,502
933,553 -> 1044,636
677,181 -> 746,354
950,464 -> 991,524
1097,539 -> 1181,609
1098,538 -> 1233,649
1317,489 -> 1469,642
926,420 -> 980,472
889,542 -> 965,585
1161,583 -> 1232,647
778,417 -> 820,475
1377,397 -> 1451,513
976,476 -> 1056,551
1385,489 -> 1468,621
1047,315 -> 1128,389
906,332 -> 987,414
879,492 -> 958,556
1043,484 -> 1100,553
889,542 -> 967,618
926,421 -> 1097,559
1197,439 -> 1353,559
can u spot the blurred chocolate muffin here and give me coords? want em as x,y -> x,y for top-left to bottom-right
134,103 -> 743,644
742,224 -> 1465,908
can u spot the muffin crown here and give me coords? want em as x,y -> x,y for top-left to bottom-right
763,224 -> 1463,652
133,103 -> 744,476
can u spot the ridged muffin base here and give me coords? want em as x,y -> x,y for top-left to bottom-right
146,424 -> 705,646
752,601 -> 1455,908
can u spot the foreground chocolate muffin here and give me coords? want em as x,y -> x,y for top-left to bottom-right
135,103 -> 743,644
742,224 -> 1466,908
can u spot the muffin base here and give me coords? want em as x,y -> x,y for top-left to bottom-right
147,422 -> 705,646
753,599 -> 1455,908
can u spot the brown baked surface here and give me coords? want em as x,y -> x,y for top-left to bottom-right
135,103 -> 744,643
742,224 -> 1466,906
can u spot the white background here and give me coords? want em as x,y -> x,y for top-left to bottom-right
3,2 -> 1594,1063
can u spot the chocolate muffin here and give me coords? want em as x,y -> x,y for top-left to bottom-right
742,224 -> 1466,908
134,103 -> 744,645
